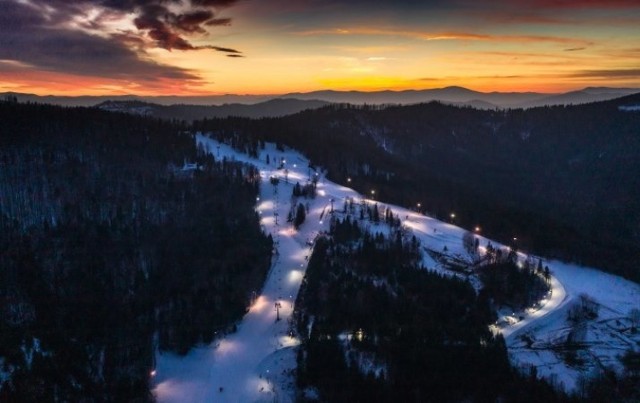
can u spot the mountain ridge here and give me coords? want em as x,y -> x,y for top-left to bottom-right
4,86 -> 638,109
95,98 -> 330,120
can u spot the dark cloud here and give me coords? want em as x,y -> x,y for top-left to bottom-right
0,1 -> 221,84
207,46 -> 242,53
175,10 -> 217,32
0,0 -> 242,87
119,0 -> 240,51
191,0 -> 239,5
3,0 -> 241,52
132,8 -> 241,52
564,47 -> 585,51
303,0 -> 447,5
206,18 -> 232,26
526,0 -> 640,9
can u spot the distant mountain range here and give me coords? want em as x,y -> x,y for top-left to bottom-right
0,93 -> 272,107
2,86 -> 638,120
279,86 -> 639,109
95,98 -> 330,120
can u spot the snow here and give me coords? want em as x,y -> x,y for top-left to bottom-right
152,132 -> 640,400
506,260 -> 640,391
181,161 -> 199,171
500,269 -> 566,339
618,105 -> 640,111
153,137 -> 326,402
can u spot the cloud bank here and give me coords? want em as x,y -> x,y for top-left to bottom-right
0,0 -> 241,88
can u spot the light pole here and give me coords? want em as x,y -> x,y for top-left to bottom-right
370,190 -> 375,200
450,212 -> 455,223
274,301 -> 282,321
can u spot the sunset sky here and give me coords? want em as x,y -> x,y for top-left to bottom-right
1,0 -> 639,96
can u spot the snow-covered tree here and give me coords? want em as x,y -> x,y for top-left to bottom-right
294,202 -> 306,229
462,231 -> 477,256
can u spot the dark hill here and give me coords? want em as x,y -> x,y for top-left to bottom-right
0,101 -> 272,400
96,98 -> 330,121
195,93 -> 640,282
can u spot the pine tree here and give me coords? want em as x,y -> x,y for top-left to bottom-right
294,202 -> 306,229
372,203 -> 380,223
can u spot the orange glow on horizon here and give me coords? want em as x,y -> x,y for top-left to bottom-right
0,70 -> 214,97
0,72 -> 631,97
4,48 -> 636,96
0,71 -> 607,97
2,1 -> 639,97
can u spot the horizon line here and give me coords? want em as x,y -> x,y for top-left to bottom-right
3,85 -> 640,98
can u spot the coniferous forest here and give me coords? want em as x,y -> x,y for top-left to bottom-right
194,94 -> 640,283
294,216 -> 565,402
0,102 -> 272,401
1,97 -> 639,401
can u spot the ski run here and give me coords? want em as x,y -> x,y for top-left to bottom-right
152,133 -> 640,401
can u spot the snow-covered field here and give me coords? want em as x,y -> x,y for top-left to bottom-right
152,133 -> 640,400
506,261 -> 640,391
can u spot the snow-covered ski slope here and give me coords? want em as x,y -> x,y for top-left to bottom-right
152,133 -> 639,400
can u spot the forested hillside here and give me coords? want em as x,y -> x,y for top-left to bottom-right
97,98 -> 330,121
194,94 -> 640,282
0,102 -> 272,400
294,217 -> 564,402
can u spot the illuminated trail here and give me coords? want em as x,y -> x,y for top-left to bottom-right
151,133 -> 636,399
153,136 -> 325,402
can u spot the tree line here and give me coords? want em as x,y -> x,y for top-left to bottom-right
0,102 -> 272,401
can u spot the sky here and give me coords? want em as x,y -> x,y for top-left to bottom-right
0,0 -> 639,96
